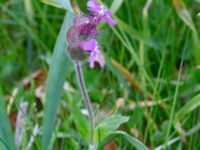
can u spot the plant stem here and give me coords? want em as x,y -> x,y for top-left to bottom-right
75,61 -> 95,144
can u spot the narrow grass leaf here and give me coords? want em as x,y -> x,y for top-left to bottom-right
111,58 -> 143,93
110,0 -> 124,14
98,131 -> 148,150
155,122 -> 200,150
95,114 -> 129,142
0,98 -> 16,150
173,0 -> 200,64
23,0 -> 35,24
71,98 -> 90,141
41,0 -> 73,12
175,93 -> 200,120
42,12 -> 74,150
172,0 -> 195,32
115,17 -> 141,41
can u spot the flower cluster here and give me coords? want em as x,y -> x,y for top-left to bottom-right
67,0 -> 116,68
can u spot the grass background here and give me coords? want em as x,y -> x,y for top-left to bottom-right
0,0 -> 200,149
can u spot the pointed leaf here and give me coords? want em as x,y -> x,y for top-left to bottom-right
0,98 -> 16,150
110,0 -> 124,14
172,0 -> 195,32
41,0 -> 73,12
175,93 -> 200,120
71,99 -> 90,141
42,12 -> 74,150
95,114 -> 129,142
98,131 -> 148,150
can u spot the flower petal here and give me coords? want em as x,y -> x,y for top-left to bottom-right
89,45 -> 104,68
87,0 -> 102,13
89,51 -> 95,68
78,39 -> 97,51
103,10 -> 116,25
96,51 -> 104,67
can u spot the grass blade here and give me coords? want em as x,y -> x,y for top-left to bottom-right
172,0 -> 200,65
172,0 -> 195,32
70,96 -> 90,141
41,0 -> 73,12
155,122 -> 200,150
175,93 -> 200,120
98,131 -> 148,150
0,98 -> 16,150
110,0 -> 124,14
42,12 -> 74,150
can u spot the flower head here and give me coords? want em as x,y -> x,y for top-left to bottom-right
66,0 -> 116,68
87,0 -> 116,25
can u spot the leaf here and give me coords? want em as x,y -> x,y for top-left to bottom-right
42,12 -> 74,150
110,0 -> 124,14
172,0 -> 195,32
174,93 -> 200,141
71,97 -> 90,141
111,58 -> 143,93
115,17 -> 141,41
41,0 -> 73,12
0,98 -> 16,150
175,93 -> 200,120
98,131 -> 148,150
155,122 -> 200,150
95,114 -> 129,142
172,0 -> 200,65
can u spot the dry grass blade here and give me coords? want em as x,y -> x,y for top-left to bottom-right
111,58 -> 143,93
173,0 -> 200,65
172,0 -> 196,32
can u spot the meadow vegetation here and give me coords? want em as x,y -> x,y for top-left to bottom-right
0,0 -> 200,149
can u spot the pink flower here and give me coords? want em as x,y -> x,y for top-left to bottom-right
87,0 -> 116,26
66,1 -> 116,68
78,39 -> 104,68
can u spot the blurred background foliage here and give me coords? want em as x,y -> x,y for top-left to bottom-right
0,0 -> 200,149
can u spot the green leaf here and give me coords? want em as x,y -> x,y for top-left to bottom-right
71,97 -> 90,141
110,0 -> 124,14
175,93 -> 200,120
0,98 -> 16,150
42,12 -> 74,150
41,0 -> 73,12
98,131 -> 148,150
155,122 -> 200,150
173,0 -> 200,65
95,114 -> 129,142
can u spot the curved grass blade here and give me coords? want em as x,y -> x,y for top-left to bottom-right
110,0 -> 124,14
175,93 -> 200,120
42,12 -> 74,150
172,0 -> 200,65
98,131 -> 148,150
41,0 -> 73,12
174,93 -> 200,138
0,98 -> 16,150
155,122 -> 200,150
70,96 -> 90,141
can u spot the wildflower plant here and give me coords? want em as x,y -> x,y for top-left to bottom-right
66,0 -> 117,147
41,0 -> 148,149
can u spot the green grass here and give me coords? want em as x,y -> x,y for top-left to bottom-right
0,0 -> 200,149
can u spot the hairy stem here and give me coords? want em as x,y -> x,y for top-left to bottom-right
75,61 -> 95,144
